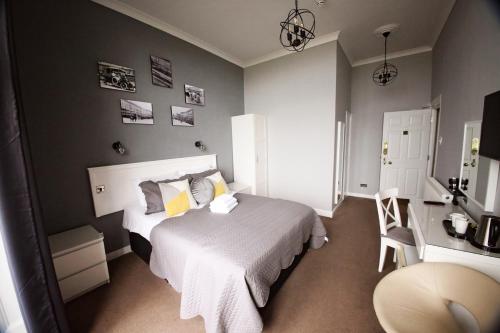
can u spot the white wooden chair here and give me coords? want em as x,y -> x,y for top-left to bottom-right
395,245 -> 407,269
375,188 -> 415,272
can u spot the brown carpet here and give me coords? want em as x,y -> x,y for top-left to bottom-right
66,197 -> 402,332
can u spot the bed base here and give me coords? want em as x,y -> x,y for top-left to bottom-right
128,231 -> 309,307
129,232 -> 152,264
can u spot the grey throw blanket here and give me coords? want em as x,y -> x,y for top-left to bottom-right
149,194 -> 327,333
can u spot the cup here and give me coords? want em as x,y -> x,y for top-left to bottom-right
454,217 -> 469,234
449,213 -> 466,228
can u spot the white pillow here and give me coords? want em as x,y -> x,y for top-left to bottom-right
132,172 -> 180,208
206,171 -> 230,198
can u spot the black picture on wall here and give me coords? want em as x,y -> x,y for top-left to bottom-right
150,55 -> 173,88
184,84 -> 205,106
171,106 -> 194,127
98,62 -> 136,92
120,99 -> 154,125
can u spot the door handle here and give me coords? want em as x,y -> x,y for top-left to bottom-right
383,141 -> 388,156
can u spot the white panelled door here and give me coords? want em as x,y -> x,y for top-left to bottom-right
379,109 -> 432,200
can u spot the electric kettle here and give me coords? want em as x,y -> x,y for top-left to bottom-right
472,215 -> 500,252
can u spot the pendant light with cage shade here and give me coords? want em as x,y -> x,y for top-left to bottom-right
279,0 -> 316,52
372,31 -> 398,86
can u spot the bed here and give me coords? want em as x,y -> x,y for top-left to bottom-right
123,193 -> 326,332
89,155 -> 327,333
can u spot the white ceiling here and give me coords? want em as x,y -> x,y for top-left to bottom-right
94,0 -> 455,67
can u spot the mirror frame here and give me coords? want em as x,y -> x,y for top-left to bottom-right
459,121 -> 499,211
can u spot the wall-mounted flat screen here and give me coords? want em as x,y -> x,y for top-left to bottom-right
479,90 -> 500,161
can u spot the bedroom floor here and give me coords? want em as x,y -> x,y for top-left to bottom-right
66,197 -> 401,332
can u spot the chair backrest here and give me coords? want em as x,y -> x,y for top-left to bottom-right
374,188 -> 402,235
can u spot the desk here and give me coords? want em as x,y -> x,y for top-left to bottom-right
408,200 -> 500,281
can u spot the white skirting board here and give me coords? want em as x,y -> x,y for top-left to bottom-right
345,192 -> 374,199
106,245 -> 132,261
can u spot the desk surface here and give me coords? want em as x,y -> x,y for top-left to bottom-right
409,200 -> 500,259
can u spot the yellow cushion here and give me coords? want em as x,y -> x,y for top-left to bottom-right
213,181 -> 227,198
165,191 -> 190,217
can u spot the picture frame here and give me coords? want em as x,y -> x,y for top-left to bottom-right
171,106 -> 194,127
150,55 -> 173,88
184,84 -> 205,106
120,99 -> 154,125
98,61 -> 136,92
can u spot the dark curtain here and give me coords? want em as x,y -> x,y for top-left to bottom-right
0,0 -> 69,332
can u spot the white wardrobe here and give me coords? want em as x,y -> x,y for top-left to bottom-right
231,114 -> 268,196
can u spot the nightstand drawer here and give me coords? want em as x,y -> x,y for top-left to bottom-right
53,241 -> 106,279
58,262 -> 109,302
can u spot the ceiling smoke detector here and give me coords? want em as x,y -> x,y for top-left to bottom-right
314,0 -> 326,7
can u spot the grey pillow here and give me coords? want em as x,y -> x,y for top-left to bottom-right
190,177 -> 214,204
139,175 -> 189,215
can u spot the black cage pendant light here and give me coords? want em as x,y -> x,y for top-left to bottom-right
280,0 -> 316,52
372,31 -> 398,86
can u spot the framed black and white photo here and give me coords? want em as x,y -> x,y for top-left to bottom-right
98,62 -> 136,92
184,84 -> 205,106
120,99 -> 154,125
171,106 -> 194,127
150,55 -> 173,88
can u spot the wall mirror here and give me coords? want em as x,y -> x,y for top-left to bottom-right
459,120 -> 499,211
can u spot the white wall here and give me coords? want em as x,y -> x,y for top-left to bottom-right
348,52 -> 432,195
244,42 -> 337,213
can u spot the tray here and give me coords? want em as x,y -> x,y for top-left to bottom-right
442,220 -> 475,240
469,237 -> 500,253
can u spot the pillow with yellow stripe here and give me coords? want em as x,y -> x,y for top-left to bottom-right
206,171 -> 230,198
158,179 -> 198,218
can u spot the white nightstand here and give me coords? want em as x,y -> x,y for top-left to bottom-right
48,225 -> 109,302
228,182 -> 251,194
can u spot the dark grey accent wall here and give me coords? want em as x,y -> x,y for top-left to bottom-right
431,0 -> 500,216
11,0 -> 244,252
348,52 -> 432,195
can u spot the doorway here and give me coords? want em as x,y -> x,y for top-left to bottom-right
379,109 -> 432,201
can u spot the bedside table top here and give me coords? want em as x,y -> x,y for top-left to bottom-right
49,225 -> 104,258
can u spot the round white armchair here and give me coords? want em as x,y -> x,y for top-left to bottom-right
373,262 -> 500,333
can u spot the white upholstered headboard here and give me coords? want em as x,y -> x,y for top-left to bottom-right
87,154 -> 217,217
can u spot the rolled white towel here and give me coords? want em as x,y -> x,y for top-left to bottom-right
210,201 -> 238,209
210,201 -> 238,214
212,193 -> 235,205
210,196 -> 237,209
